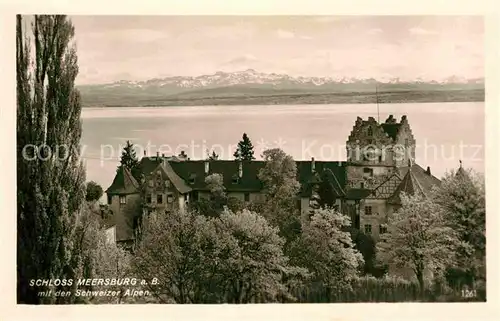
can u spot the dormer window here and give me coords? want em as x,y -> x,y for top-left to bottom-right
188,174 -> 196,185
367,126 -> 373,136
232,175 -> 239,184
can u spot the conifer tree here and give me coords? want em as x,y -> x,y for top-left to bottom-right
118,140 -> 141,180
17,15 -> 86,303
233,133 -> 255,161
206,149 -> 219,160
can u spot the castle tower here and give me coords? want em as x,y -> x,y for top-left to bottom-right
344,115 -> 417,238
345,115 -> 416,190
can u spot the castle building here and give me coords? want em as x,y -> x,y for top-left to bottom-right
105,115 -> 441,246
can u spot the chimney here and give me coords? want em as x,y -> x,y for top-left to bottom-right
162,153 -> 165,158
311,157 -> 315,173
204,160 -> 209,175
238,161 -> 243,178
156,151 -> 159,159
401,115 -> 407,123
143,150 -> 146,156
426,166 -> 431,175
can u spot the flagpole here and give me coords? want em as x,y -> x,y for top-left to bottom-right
376,84 -> 380,123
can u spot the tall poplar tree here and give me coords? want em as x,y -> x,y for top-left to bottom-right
17,15 -> 86,304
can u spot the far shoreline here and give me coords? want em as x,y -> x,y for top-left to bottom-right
80,88 -> 484,108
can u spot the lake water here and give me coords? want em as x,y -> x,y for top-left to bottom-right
81,102 -> 485,191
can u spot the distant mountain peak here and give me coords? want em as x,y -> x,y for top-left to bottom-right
101,69 -> 483,89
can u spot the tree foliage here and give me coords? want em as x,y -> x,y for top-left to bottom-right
191,173 -> 227,217
293,208 -> 363,295
17,15 -> 86,304
85,181 -> 103,202
133,210 -> 216,303
214,209 -> 308,303
258,148 -> 301,242
132,209 -> 305,303
433,168 -> 486,286
233,133 -> 255,161
71,204 -> 131,303
377,193 -> 459,292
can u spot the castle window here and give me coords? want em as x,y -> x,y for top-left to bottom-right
380,225 -> 387,234
119,195 -> 126,204
157,194 -> 163,204
364,224 -> 372,234
360,182 -> 364,189
167,194 -> 174,203
367,126 -> 373,136
378,155 -> 382,163
146,194 -> 152,204
107,195 -> 112,205
365,206 -> 373,215
244,193 -> 250,202
363,167 -> 373,177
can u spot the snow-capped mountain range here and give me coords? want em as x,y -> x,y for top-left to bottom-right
89,69 -> 484,89
77,69 -> 484,106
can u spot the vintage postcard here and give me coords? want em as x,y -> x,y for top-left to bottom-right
1,1 -> 499,321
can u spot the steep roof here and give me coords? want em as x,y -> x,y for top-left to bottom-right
456,161 -> 471,181
388,163 -> 440,204
298,162 -> 347,197
156,160 -> 192,194
396,163 -> 441,191
168,160 -> 348,194
297,161 -> 347,197
112,158 -> 348,195
106,166 -> 140,195
346,188 -> 372,200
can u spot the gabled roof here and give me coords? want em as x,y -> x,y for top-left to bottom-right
155,160 -> 192,194
297,161 -> 347,197
388,163 -> 440,204
396,163 -> 441,191
106,166 -> 140,195
369,171 -> 402,199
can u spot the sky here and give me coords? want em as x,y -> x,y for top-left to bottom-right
69,15 -> 484,85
